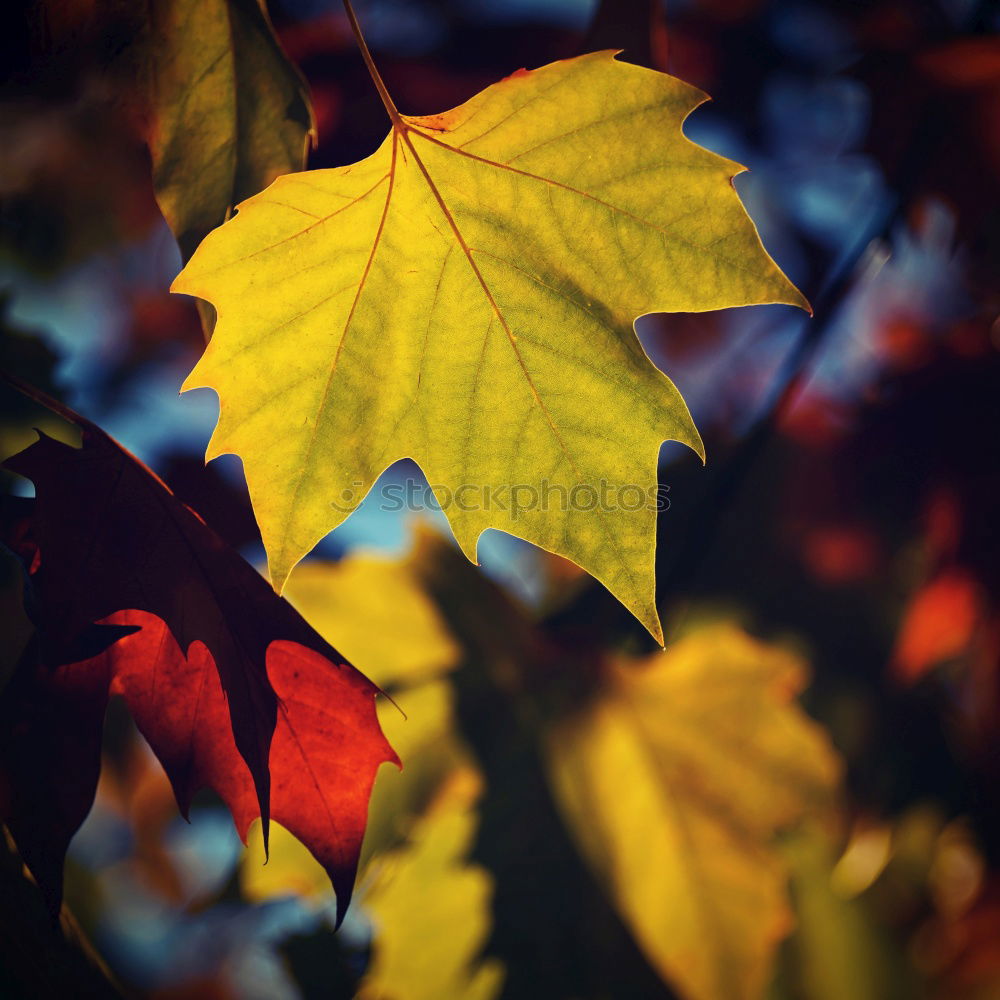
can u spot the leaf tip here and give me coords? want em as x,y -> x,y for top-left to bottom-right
450,522 -> 482,568
631,595 -> 666,646
267,556 -> 295,597
691,430 -> 707,466
333,894 -> 350,930
778,280 -> 812,316
647,616 -> 666,648
179,363 -> 208,396
204,431 -> 227,464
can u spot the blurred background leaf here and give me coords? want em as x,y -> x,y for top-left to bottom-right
146,0 -> 316,266
544,625 -> 842,1000
357,768 -> 504,1000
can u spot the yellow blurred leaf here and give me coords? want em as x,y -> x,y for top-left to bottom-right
173,43 -> 806,642
358,769 -> 504,1000
284,555 -> 460,688
362,680 -> 470,865
544,623 -> 841,1000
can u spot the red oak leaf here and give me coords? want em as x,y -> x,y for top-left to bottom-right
0,386 -> 398,920
107,611 -> 395,924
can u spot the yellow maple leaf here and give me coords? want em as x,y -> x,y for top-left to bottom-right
544,623 -> 841,1000
172,17 -> 806,642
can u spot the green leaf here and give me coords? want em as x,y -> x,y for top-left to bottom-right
544,623 -> 841,1000
173,50 -> 806,641
148,0 -> 315,263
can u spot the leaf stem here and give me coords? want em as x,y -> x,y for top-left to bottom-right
342,0 -> 404,129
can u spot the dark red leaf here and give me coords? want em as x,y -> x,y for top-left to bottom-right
106,611 -> 394,923
6,429 -> 280,825
0,390 -> 398,921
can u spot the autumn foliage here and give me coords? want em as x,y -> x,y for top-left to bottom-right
2,0 -> 999,998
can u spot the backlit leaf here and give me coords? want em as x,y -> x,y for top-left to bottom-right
173,49 -> 806,642
0,406 -> 396,921
891,569 -> 981,681
238,679 -> 466,902
107,612 -> 393,924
